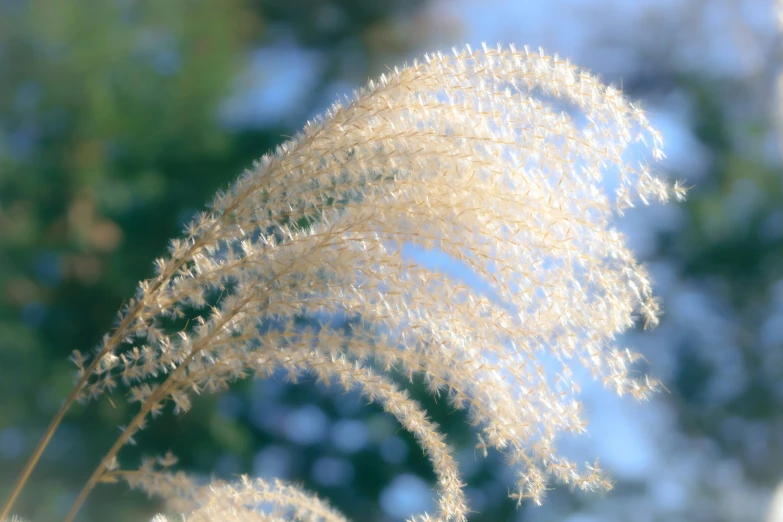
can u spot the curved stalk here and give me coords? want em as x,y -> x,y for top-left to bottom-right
0,303 -> 141,521
62,263 -> 296,521
1,227 -> 216,520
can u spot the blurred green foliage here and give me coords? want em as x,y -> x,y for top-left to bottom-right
0,1 -> 265,519
658,77 -> 783,486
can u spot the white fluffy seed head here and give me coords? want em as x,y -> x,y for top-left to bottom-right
73,45 -> 684,519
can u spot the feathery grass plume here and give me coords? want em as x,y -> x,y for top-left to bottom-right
151,512 -> 285,522
4,43 -> 686,522
117,353 -> 465,521
126,471 -> 347,522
